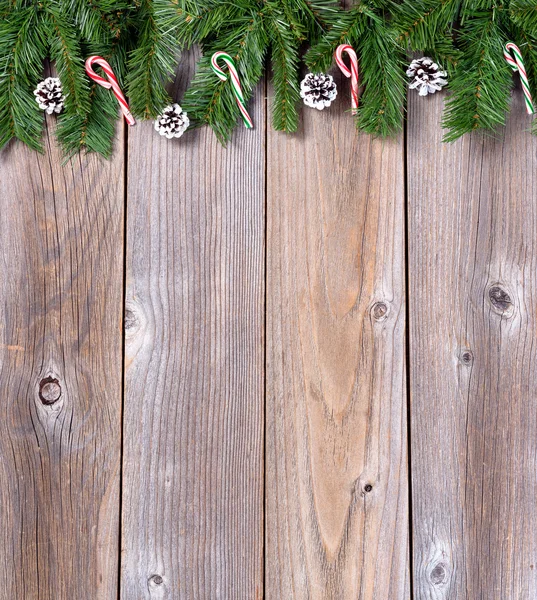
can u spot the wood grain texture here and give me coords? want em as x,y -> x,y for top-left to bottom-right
0,119 -> 124,598
265,70 -> 409,598
121,52 -> 265,599
408,88 -> 537,599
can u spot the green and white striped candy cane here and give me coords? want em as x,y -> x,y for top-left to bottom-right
211,51 -> 254,129
504,42 -> 535,115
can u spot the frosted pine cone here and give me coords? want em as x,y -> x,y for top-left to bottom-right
407,57 -> 447,96
300,73 -> 337,110
154,104 -> 190,139
34,77 -> 65,114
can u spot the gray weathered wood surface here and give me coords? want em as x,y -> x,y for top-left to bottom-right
408,87 -> 537,600
0,118 -> 124,599
266,68 -> 408,599
0,63 -> 536,599
121,52 -> 265,599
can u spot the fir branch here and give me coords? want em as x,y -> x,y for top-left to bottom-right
126,0 -> 181,118
175,1 -> 247,45
512,27 -> 537,134
0,6 -> 46,150
268,6 -> 301,131
510,0 -> 537,37
307,1 -> 404,136
443,12 -> 512,141
393,0 -> 460,50
57,83 -> 119,158
279,0 -> 308,43
181,8 -> 268,143
306,4 -> 373,73
46,5 -> 91,117
282,0 -> 339,41
356,15 -> 406,136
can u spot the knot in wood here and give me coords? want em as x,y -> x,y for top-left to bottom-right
124,306 -> 139,331
364,483 -> 373,493
38,377 -> 61,405
371,301 -> 388,321
430,562 -> 447,585
149,574 -> 163,586
489,286 -> 512,313
461,350 -> 473,365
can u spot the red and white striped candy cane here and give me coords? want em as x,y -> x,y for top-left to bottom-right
504,42 -> 535,115
335,44 -> 359,114
211,51 -> 253,129
85,56 -> 135,125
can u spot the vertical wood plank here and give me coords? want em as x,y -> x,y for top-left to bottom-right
0,121 -> 124,598
265,71 -> 409,597
121,52 -> 265,599
409,89 -> 537,599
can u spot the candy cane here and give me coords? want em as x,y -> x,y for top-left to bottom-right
85,56 -> 135,125
211,52 -> 253,129
335,44 -> 359,114
504,42 -> 535,115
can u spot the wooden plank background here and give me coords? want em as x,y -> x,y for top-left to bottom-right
121,50 -> 265,599
0,114 -> 124,597
408,86 -> 537,599
266,69 -> 408,599
1,60 -> 536,599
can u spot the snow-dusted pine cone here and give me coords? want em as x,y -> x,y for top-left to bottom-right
34,77 -> 65,114
300,73 -> 337,110
407,57 -> 447,96
154,104 -> 190,139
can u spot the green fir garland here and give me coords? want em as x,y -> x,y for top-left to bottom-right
0,0 -> 132,157
307,0 -> 406,136
1,0 -> 537,158
179,0 -> 340,144
391,0 -> 537,140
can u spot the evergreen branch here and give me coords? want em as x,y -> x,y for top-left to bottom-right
176,1 -> 249,45
393,0 -> 460,50
510,0 -> 537,37
306,5 -> 373,73
282,0 -> 339,41
71,0 -> 131,67
56,83 -> 118,158
512,27 -> 537,134
0,6 -> 46,150
126,0 -> 181,118
356,16 -> 406,136
268,8 -> 301,131
56,39 -> 123,157
69,0 -> 112,46
443,12 -> 512,141
279,0 -> 308,42
181,10 -> 268,144
46,6 -> 91,117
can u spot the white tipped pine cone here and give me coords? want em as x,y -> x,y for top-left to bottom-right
300,73 -> 337,110
34,77 -> 65,114
154,104 -> 190,139
407,57 -> 447,96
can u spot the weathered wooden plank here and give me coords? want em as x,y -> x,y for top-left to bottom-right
265,72 -> 409,597
121,53 -> 265,599
409,88 -> 537,598
0,120 -> 124,597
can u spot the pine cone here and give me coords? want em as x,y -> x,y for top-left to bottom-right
34,77 -> 65,114
154,104 -> 190,139
300,73 -> 337,110
407,57 -> 447,96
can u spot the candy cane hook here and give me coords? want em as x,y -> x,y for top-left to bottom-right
335,44 -> 359,114
504,42 -> 535,115
85,56 -> 135,125
211,51 -> 253,129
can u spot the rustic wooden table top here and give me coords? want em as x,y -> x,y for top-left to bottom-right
1,48 -> 536,600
